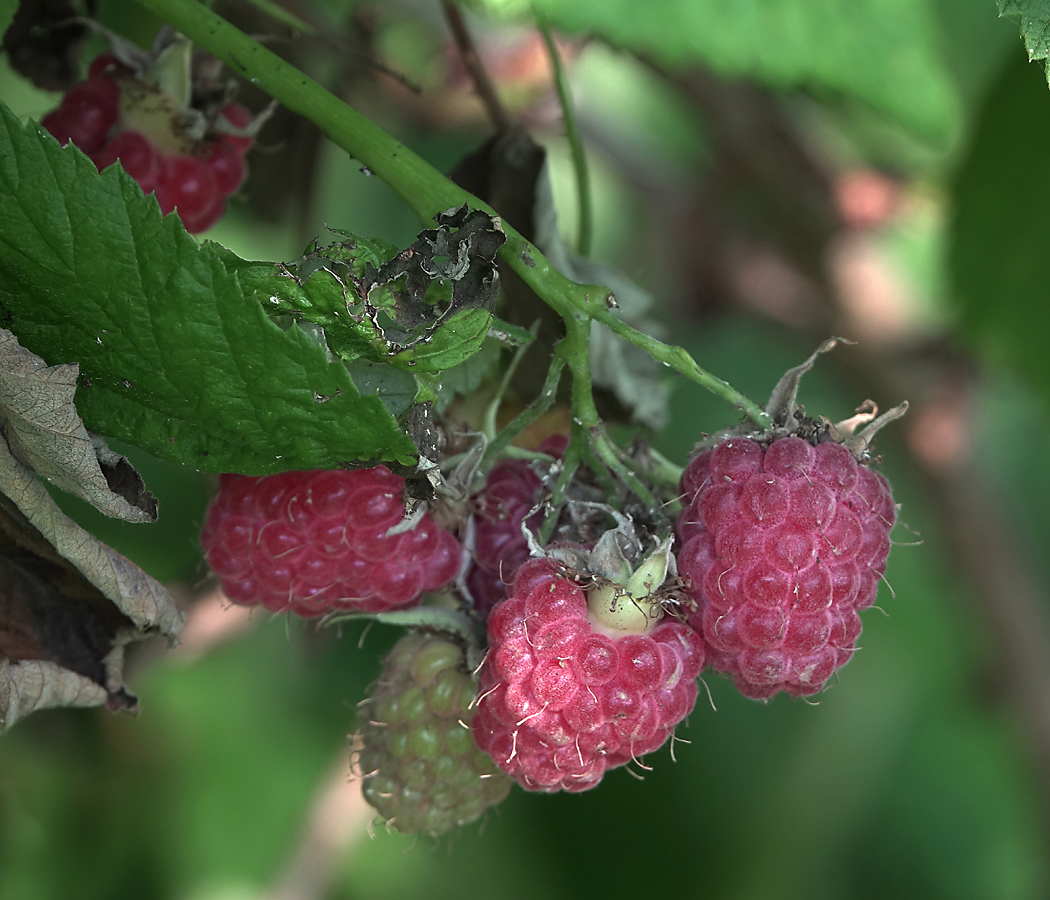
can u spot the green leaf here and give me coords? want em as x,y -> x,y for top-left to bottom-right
431,336 -> 503,413
388,307 -> 492,373
949,50 -> 1050,402
998,0 -> 1050,80
0,103 -> 417,474
489,0 -> 958,142
488,316 -> 537,347
0,0 -> 16,41
344,358 -> 419,416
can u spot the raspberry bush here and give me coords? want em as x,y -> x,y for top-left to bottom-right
0,0 -> 949,859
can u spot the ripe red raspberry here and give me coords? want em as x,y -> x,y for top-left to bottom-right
42,73 -> 121,155
200,467 -> 461,617
92,131 -> 161,194
471,558 -> 705,792
676,435 -> 896,700
41,52 -> 257,234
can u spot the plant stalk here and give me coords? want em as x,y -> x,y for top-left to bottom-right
130,0 -> 769,427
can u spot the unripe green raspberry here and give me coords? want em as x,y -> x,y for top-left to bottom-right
357,632 -> 511,836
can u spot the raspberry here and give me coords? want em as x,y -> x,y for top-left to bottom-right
468,458 -> 544,612
204,139 -> 248,195
357,632 -> 511,835
676,435 -> 896,699
471,558 -> 705,792
158,155 -> 218,218
42,74 -> 121,154
200,467 -> 461,617
41,51 -> 257,234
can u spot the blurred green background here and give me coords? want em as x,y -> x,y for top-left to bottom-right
4,0 -> 1050,897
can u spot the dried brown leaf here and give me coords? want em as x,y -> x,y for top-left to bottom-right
0,331 -> 182,730
0,328 -> 158,523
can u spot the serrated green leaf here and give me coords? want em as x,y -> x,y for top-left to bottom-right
484,0 -> 957,142
998,0 -> 1050,80
949,51 -> 1050,403
389,307 -> 493,373
432,337 -> 503,413
345,358 -> 419,416
0,103 -> 417,474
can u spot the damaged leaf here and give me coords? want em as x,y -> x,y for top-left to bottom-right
0,328 -> 157,523
0,422 -> 181,730
241,208 -> 506,376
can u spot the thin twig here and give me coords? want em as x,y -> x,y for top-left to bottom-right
441,1 -> 510,130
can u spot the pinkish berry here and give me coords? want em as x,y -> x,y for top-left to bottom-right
467,435 -> 567,613
468,458 -> 544,612
676,436 -> 896,700
471,559 -> 705,792
200,467 -> 461,617
43,76 -> 120,154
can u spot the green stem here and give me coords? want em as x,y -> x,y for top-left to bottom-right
481,324 -> 537,442
538,20 -> 592,258
591,429 -> 658,511
131,0 -> 769,428
478,354 -> 565,474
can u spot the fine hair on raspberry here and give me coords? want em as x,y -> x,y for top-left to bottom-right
471,559 -> 705,792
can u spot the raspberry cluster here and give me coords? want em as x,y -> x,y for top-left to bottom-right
357,632 -> 512,836
470,559 -> 705,792
42,52 -> 253,233
676,436 -> 896,699
200,467 -> 460,616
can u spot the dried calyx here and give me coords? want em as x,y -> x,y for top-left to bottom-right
699,338 -> 908,460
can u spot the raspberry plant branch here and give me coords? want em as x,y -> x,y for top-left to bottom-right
129,0 -> 770,431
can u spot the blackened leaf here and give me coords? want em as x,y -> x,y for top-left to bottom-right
354,206 -> 505,370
